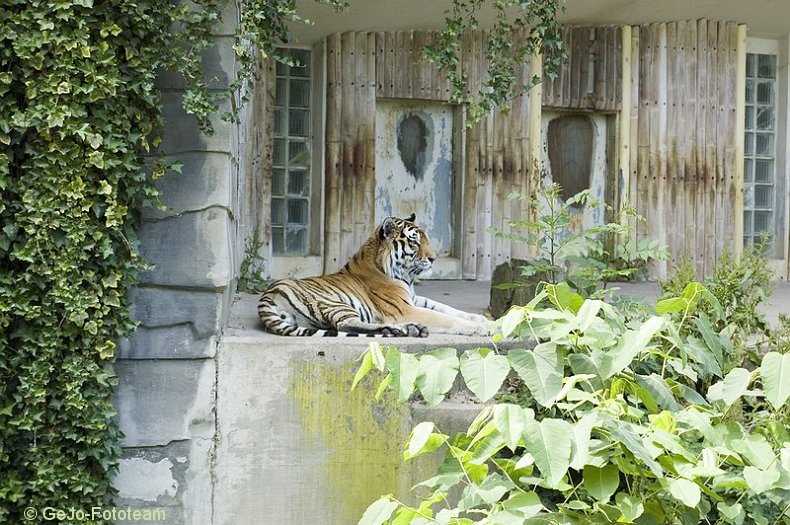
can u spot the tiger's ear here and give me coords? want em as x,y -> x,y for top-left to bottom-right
405,212 -> 416,222
379,217 -> 397,240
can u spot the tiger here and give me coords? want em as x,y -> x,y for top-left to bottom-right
257,213 -> 490,337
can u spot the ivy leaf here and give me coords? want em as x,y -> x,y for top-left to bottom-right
760,352 -> 790,409
666,478 -> 700,507
459,349 -> 510,402
415,347 -> 459,406
523,417 -> 573,487
358,496 -> 398,525
582,464 -> 619,502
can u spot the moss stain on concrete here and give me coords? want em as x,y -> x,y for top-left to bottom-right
288,354 -> 415,524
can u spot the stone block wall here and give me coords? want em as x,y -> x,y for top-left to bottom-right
112,3 -> 242,523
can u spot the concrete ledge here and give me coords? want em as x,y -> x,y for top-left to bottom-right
214,291 -> 517,525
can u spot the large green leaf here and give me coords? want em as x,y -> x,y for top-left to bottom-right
683,336 -> 723,379
570,412 -> 597,470
583,464 -> 619,502
501,491 -> 543,518
358,496 -> 398,525
385,348 -> 420,403
509,344 -> 562,407
415,347 -> 459,406
404,422 -> 445,460
760,352 -> 790,409
523,418 -> 573,487
635,373 -> 681,412
459,349 -> 510,402
707,367 -> 754,406
598,316 -> 665,379
494,404 -> 530,452
666,478 -> 700,507
731,433 -> 776,470
743,465 -> 781,494
607,420 -> 663,478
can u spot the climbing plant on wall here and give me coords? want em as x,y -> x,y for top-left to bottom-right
0,0 -> 349,521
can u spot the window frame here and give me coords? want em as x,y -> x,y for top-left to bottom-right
268,45 -> 325,277
744,37 -> 788,272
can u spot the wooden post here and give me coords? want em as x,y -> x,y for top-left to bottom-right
528,47 -> 543,257
619,25 -> 632,232
734,24 -> 747,260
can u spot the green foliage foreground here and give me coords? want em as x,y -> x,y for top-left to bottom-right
354,281 -> 790,524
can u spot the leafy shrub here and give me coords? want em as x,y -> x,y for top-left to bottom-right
660,240 -> 773,369
354,283 -> 790,524
237,226 -> 268,293
490,184 -> 668,298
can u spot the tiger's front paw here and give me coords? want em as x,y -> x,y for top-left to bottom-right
381,323 -> 429,337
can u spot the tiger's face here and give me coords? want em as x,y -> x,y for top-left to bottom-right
378,213 -> 436,282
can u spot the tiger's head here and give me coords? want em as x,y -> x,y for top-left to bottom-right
376,213 -> 436,283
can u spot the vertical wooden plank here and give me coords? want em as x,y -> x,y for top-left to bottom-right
653,23 -> 667,278
714,21 -> 727,262
324,34 -> 343,272
375,32 -> 386,99
339,32 -> 357,265
570,27 -> 584,108
618,25 -> 632,233
636,24 -> 652,245
461,30 -> 478,278
514,45 -> 531,260
419,32 -> 434,99
613,25 -> 623,110
694,20 -> 708,276
593,27 -> 607,109
528,49 -> 543,257
722,23 -> 738,259
704,21 -> 718,275
352,32 -> 367,251
393,32 -> 405,98
412,31 -> 424,100
385,32 -> 396,98
629,27 -> 640,237
683,20 -> 698,263
562,26 -> 573,107
667,21 -> 687,260
364,32 -> 377,237
734,24 -> 747,260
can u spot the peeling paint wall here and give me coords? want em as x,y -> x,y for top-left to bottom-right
540,110 -> 609,231
375,101 -> 454,255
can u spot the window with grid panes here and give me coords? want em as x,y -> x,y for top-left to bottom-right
272,49 -> 311,255
743,52 -> 777,250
